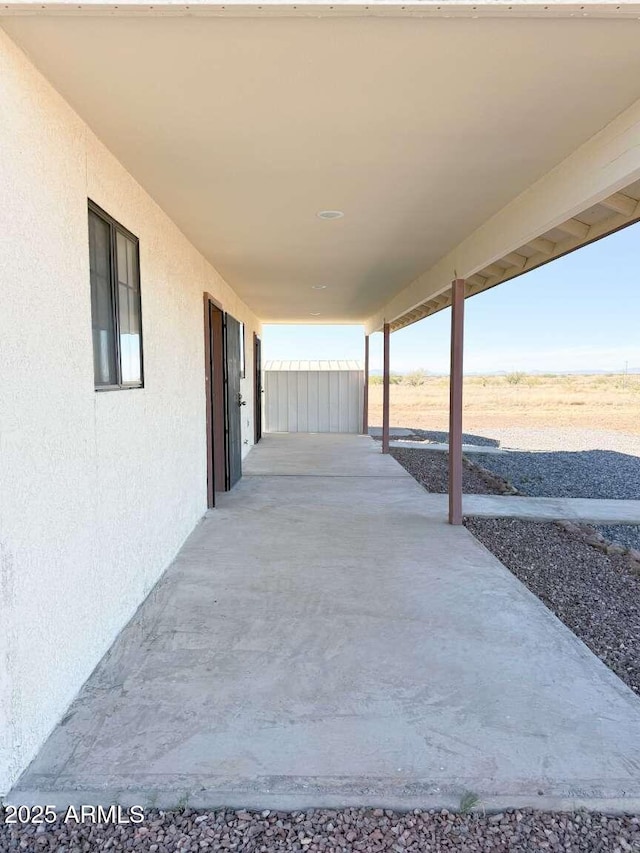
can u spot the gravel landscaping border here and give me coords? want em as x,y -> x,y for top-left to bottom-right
472,448 -> 640,501
372,428 -> 499,448
593,524 -> 640,555
389,448 -> 502,495
3,806 -> 640,852
465,517 -> 640,697
388,436 -> 640,555
471,448 -> 640,553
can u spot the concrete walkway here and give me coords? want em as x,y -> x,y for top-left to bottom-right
10,434 -> 640,812
419,493 -> 640,524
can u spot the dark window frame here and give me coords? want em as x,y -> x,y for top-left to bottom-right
88,200 -> 144,391
239,321 -> 246,379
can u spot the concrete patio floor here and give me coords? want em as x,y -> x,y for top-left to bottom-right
10,433 -> 640,812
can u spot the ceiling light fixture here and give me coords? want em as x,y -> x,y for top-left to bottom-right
310,312 -> 322,316
316,210 -> 344,220
312,284 -> 327,290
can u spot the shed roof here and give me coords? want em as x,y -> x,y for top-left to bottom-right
264,360 -> 363,372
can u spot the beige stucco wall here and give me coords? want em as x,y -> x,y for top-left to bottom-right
0,28 -> 260,794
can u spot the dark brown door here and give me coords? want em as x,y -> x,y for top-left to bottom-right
254,334 -> 262,444
223,313 -> 243,490
204,298 -> 226,507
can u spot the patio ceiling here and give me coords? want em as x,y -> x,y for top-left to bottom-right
3,8 -> 640,327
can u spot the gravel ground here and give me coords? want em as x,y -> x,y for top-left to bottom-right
385,425 -> 640,550
470,427 -> 640,456
465,517 -> 640,696
594,524 -> 640,552
3,807 -> 640,852
374,427 -> 640,455
471,433 -> 640,551
372,429 -> 499,448
402,429 -> 499,448
389,448 -> 498,495
473,448 -> 640,501
383,426 -> 640,501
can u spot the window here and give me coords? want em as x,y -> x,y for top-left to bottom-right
88,201 -> 143,389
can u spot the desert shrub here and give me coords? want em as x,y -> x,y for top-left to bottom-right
505,371 -> 527,385
404,369 -> 428,386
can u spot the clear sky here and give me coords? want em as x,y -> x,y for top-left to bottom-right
262,220 -> 640,374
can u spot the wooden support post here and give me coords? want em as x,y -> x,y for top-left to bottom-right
448,280 -> 465,525
382,322 -> 390,454
362,334 -> 369,435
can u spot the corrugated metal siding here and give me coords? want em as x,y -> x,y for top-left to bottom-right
265,368 -> 364,433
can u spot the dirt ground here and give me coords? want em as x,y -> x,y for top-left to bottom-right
368,373 -> 640,435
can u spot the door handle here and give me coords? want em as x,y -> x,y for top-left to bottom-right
238,393 -> 246,407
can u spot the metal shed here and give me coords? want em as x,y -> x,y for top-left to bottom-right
264,360 -> 364,434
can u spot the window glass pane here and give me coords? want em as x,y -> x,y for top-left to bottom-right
89,211 -> 117,386
116,232 -> 129,285
116,231 -> 142,384
127,238 -> 135,286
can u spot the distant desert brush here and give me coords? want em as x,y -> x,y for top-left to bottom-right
505,371 -> 527,385
366,371 -> 640,435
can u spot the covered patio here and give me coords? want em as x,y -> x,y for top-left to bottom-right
11,433 -> 640,812
4,0 -> 640,811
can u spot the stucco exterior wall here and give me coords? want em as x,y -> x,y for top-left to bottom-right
0,28 -> 260,794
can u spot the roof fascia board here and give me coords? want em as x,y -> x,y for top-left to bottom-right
3,1 -> 640,16
364,92 -> 640,335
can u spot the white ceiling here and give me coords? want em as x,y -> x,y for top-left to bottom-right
4,14 -> 640,323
